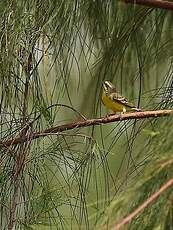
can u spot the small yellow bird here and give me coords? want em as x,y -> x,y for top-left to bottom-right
102,81 -> 141,114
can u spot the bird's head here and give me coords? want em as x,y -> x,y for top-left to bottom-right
103,81 -> 116,94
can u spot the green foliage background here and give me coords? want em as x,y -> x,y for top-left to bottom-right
0,0 -> 173,229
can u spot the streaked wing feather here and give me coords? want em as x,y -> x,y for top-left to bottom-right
110,92 -> 135,108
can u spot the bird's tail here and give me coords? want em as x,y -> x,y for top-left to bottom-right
131,107 -> 142,112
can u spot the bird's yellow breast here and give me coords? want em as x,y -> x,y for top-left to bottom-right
102,92 -> 126,113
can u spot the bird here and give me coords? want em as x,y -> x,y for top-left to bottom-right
102,80 -> 141,114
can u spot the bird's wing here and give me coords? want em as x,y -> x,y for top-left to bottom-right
110,92 -> 135,108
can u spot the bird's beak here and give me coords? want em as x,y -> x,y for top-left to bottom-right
104,81 -> 116,91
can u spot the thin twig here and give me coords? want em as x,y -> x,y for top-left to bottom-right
1,109 -> 173,147
113,177 -> 173,229
8,50 -> 33,230
125,0 -> 173,11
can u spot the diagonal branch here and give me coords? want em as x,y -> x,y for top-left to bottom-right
1,109 -> 173,147
124,0 -> 173,11
113,177 -> 173,229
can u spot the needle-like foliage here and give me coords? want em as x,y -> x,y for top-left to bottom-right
0,0 -> 173,229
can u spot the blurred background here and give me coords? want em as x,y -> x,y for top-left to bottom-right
0,1 -> 173,229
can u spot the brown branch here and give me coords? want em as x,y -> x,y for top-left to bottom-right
124,0 -> 173,11
113,177 -> 173,230
1,109 -> 173,147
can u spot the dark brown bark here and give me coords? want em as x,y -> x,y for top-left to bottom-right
125,0 -> 173,11
1,109 -> 173,147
